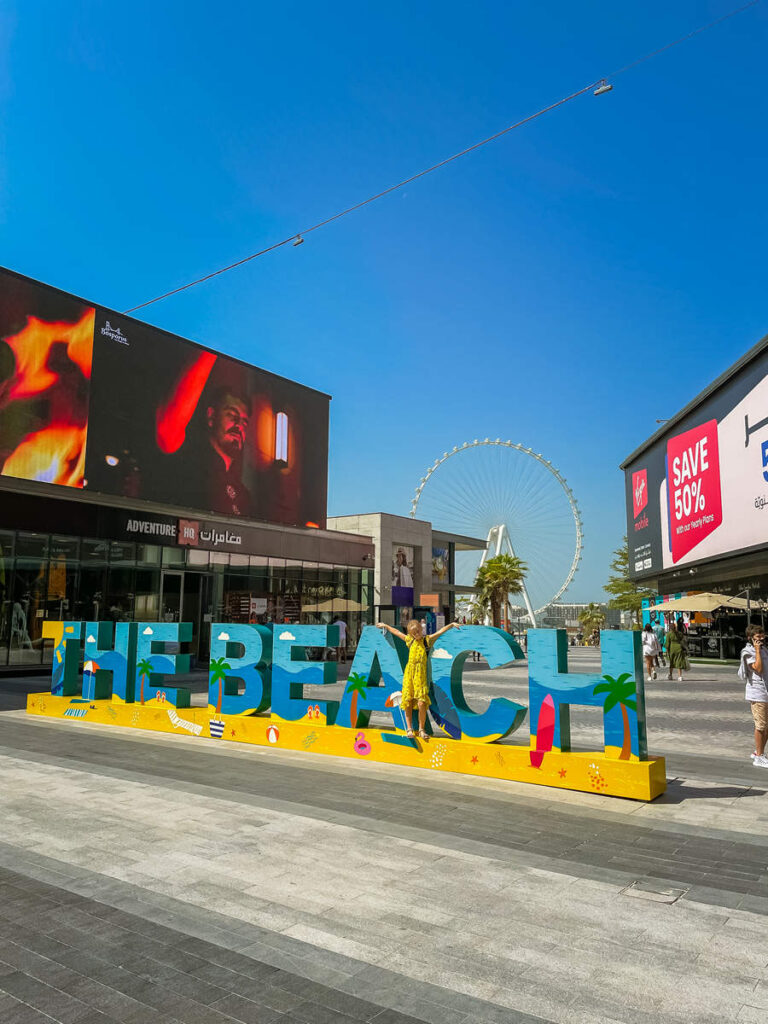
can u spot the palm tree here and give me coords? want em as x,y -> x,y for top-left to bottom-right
209,656 -> 232,716
345,672 -> 368,727
474,555 -> 528,630
137,658 -> 153,706
592,673 -> 636,760
578,602 -> 606,641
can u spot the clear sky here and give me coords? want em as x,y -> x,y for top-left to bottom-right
1,1 -> 766,601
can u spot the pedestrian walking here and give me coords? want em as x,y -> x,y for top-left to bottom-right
471,619 -> 481,661
641,623 -> 660,681
665,618 -> 689,682
652,618 -> 666,668
739,625 -> 768,767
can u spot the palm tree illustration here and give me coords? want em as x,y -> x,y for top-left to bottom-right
137,658 -> 153,706
209,657 -> 232,716
592,673 -> 637,760
345,672 -> 368,727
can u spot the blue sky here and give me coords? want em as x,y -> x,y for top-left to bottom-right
2,1 -> 766,600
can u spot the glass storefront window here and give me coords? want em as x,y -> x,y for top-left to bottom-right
15,532 -> 49,559
135,568 -> 160,621
109,542 -> 136,565
9,555 -> 48,666
137,544 -> 161,565
0,531 -> 14,666
162,547 -> 185,567
186,549 -> 210,568
0,526 -> 373,668
45,536 -> 80,654
106,567 -> 135,621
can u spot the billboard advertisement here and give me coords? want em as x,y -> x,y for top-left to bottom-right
432,546 -> 449,584
391,544 -> 415,607
0,267 -> 329,528
623,340 -> 768,579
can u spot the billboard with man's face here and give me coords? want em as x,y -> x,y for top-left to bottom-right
0,267 -> 329,528
623,336 -> 768,579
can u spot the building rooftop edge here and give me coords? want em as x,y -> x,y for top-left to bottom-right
619,329 -> 768,470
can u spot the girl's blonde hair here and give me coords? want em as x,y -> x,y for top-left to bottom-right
406,619 -> 421,632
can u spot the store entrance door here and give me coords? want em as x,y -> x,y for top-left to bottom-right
182,572 -> 214,664
160,571 -> 183,622
159,571 -> 214,666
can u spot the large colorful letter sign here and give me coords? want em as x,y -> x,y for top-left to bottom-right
272,624 -> 339,723
31,623 -> 665,800
337,627 -> 408,729
84,622 -> 138,702
135,622 -> 192,708
208,624 -> 272,716
430,626 -> 527,741
527,629 -> 647,760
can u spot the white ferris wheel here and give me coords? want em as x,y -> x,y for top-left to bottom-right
410,439 -> 583,626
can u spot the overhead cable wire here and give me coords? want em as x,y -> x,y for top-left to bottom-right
125,0 -> 763,313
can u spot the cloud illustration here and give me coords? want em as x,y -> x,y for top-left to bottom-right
217,632 -> 230,641
432,648 -> 453,660
279,631 -> 296,641
142,627 -> 154,635
86,634 -> 96,644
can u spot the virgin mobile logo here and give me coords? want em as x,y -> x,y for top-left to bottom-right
632,469 -> 648,519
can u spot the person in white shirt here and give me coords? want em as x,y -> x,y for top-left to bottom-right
641,623 -> 661,681
333,618 -> 347,664
740,625 -> 768,767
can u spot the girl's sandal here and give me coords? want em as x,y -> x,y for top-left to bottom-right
418,730 -> 429,740
406,729 -> 415,739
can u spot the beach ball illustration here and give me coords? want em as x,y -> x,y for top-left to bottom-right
267,725 -> 280,744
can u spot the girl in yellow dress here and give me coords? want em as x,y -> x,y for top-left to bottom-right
377,618 -> 458,739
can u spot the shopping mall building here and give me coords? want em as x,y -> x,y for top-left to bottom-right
622,330 -> 768,654
0,267 -> 478,671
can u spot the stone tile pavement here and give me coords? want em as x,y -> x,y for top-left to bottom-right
0,649 -> 765,1023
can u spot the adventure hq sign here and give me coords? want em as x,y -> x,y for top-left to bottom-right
29,623 -> 666,801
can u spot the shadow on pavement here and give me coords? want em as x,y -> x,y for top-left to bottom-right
660,777 -> 767,803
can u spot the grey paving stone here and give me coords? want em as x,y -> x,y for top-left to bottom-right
289,1001 -> 371,1023
0,969 -> 93,1023
209,992 -> 283,1023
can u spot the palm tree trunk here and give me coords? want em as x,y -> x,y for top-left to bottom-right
216,679 -> 222,716
619,703 -> 631,760
350,692 -> 358,728
140,677 -> 144,705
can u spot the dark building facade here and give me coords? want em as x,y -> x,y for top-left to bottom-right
0,268 -> 374,670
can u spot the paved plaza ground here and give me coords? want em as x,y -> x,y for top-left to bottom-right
0,648 -> 766,1024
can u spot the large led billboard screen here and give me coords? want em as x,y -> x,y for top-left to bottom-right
0,267 -> 329,528
622,336 -> 768,579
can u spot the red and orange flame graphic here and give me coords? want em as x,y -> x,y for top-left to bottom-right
1,307 -> 95,488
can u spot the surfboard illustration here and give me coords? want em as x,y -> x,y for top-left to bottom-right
530,693 -> 555,768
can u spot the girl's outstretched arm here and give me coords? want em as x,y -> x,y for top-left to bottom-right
431,621 -> 459,641
377,622 -> 408,642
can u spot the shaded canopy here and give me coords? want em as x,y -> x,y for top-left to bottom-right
651,592 -> 752,613
301,598 -> 367,613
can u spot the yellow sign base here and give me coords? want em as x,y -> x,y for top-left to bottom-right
26,694 -> 666,801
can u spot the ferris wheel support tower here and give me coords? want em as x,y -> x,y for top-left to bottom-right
479,523 -> 538,627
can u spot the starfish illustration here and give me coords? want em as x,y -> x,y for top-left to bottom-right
230,729 -> 237,738
470,756 -> 479,765
558,768 -> 567,778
